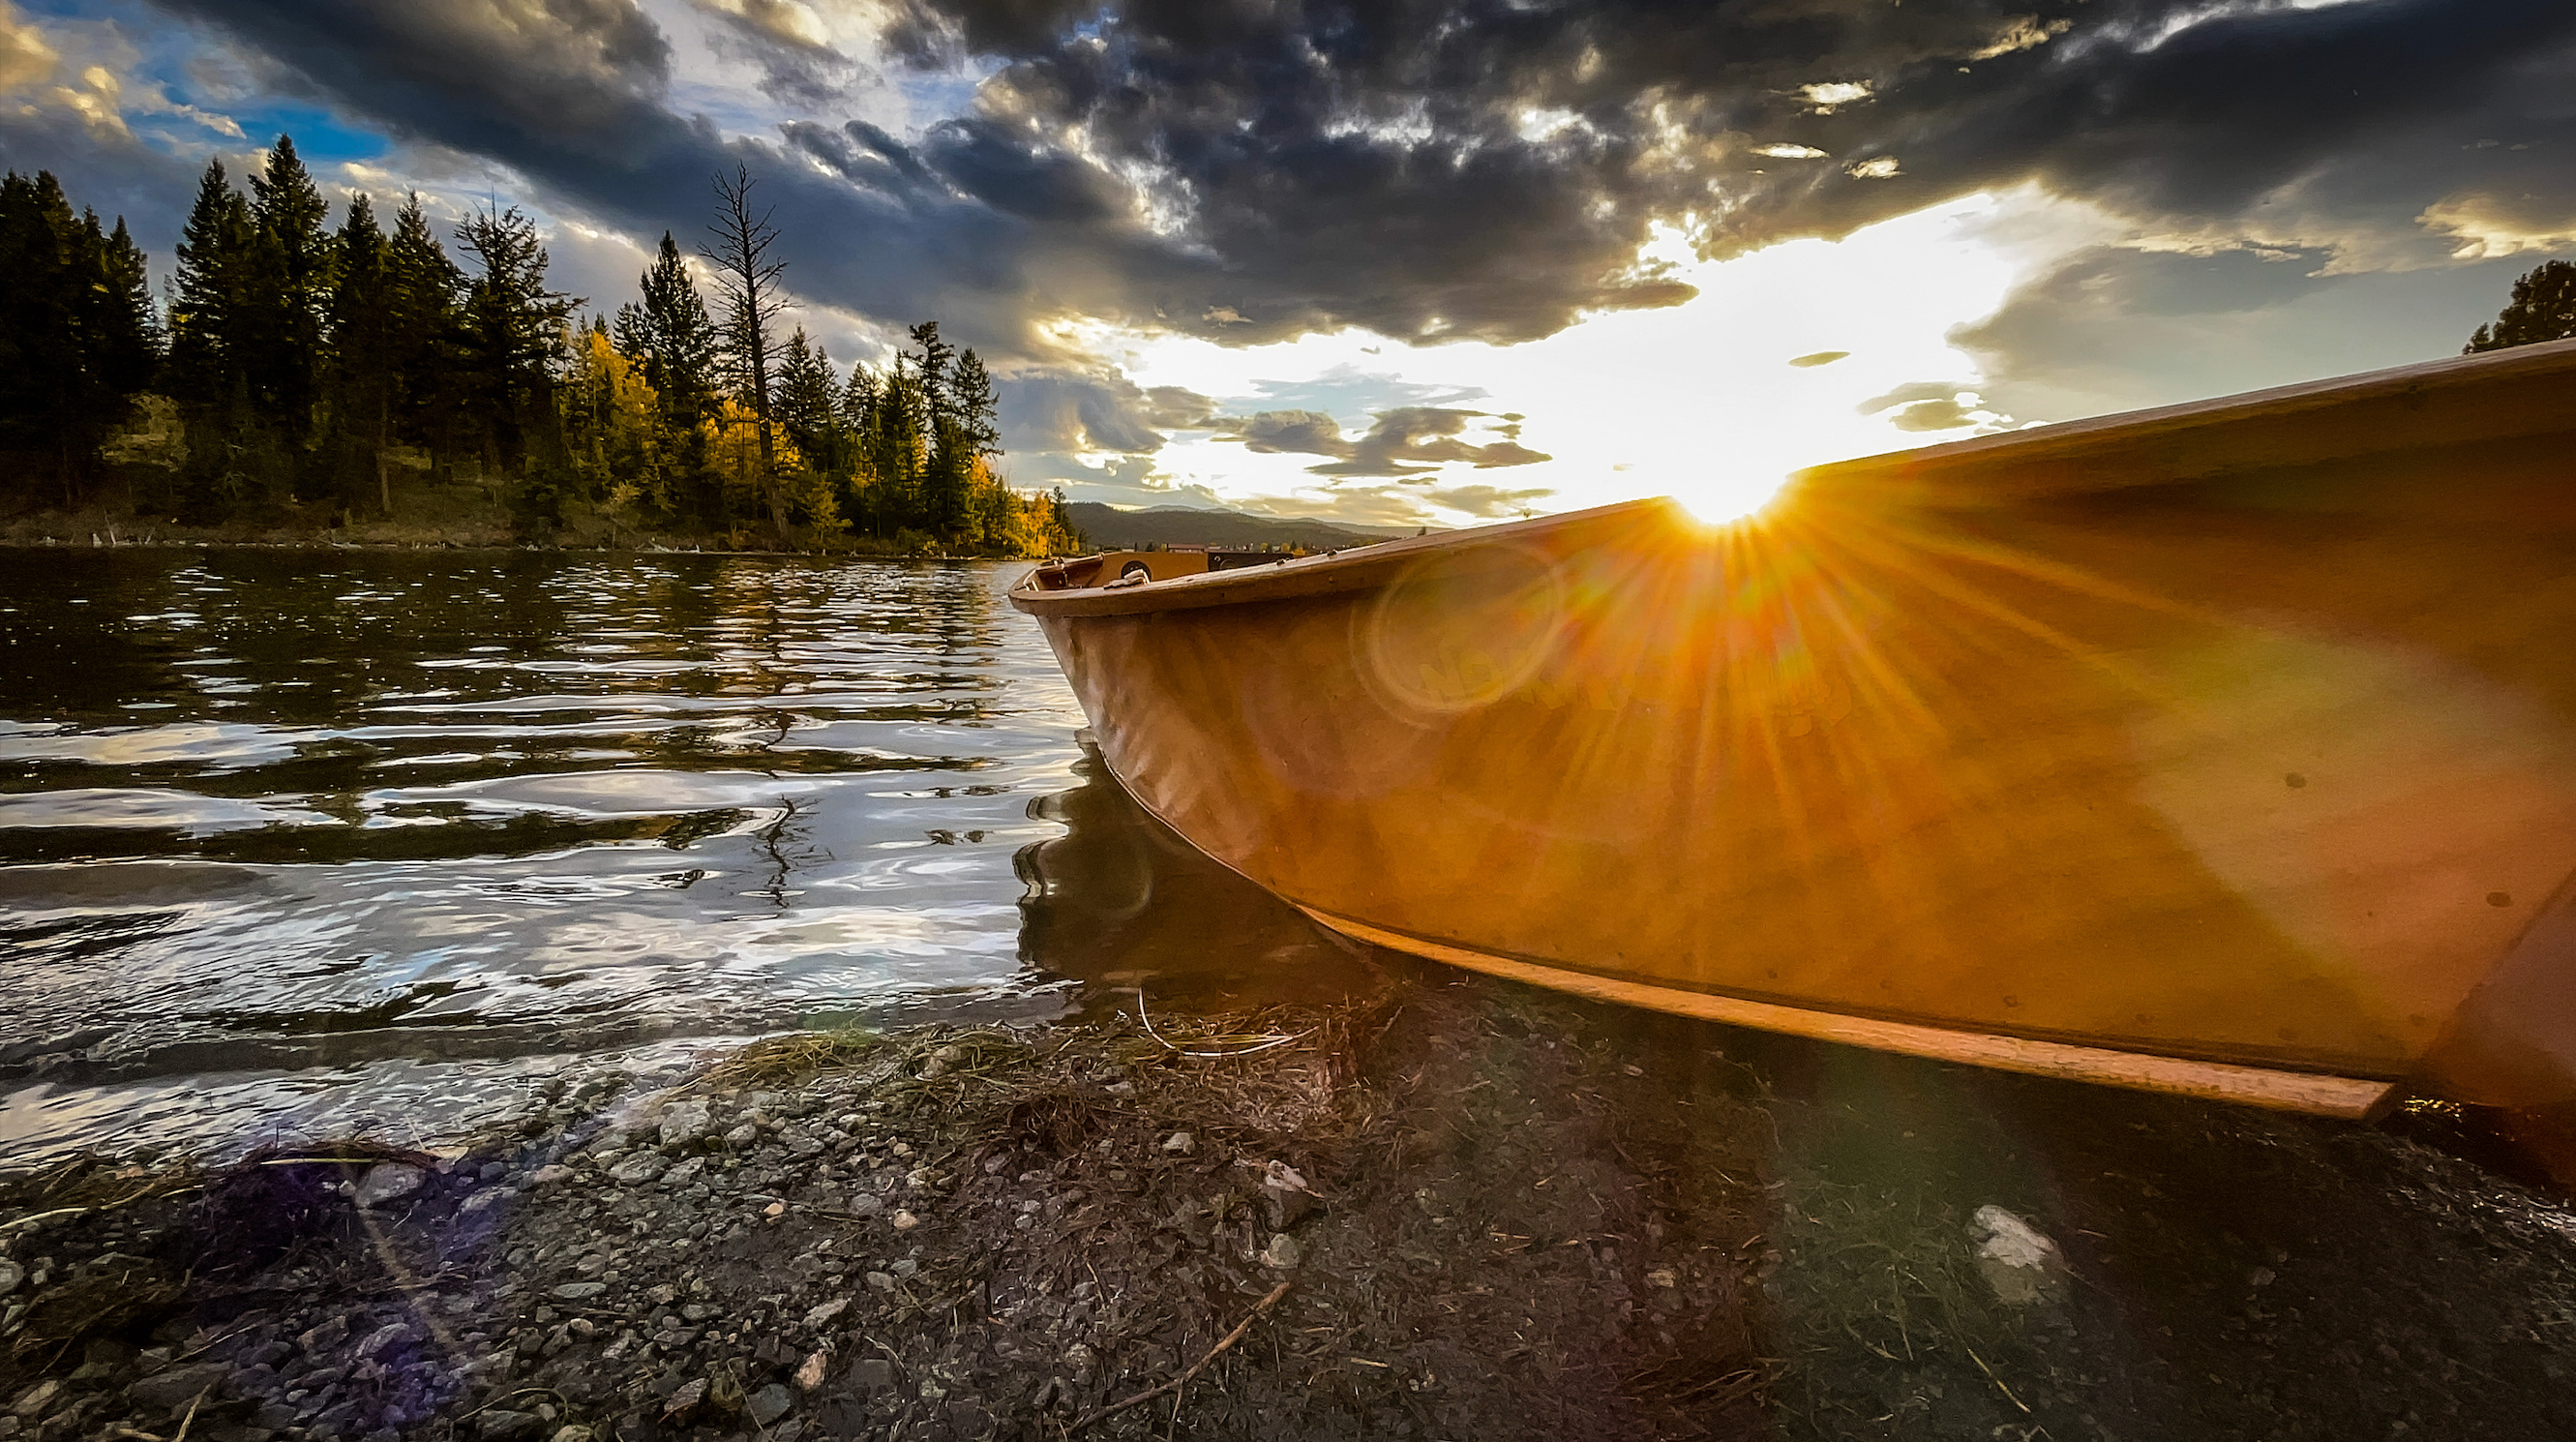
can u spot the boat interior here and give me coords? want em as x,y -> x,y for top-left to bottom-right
1024,548 -> 1314,591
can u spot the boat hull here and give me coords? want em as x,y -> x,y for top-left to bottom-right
1013,341 -> 2576,1117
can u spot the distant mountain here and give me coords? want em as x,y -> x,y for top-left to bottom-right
1062,502 -> 1428,552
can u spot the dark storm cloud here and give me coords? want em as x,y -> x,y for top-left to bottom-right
1215,406 -> 1552,478
144,0 -> 2576,413
997,370 -> 1214,453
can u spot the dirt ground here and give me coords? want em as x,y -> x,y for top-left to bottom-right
4,963 -> 2574,1442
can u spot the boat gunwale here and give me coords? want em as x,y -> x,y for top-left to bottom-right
1303,904 -> 2396,1119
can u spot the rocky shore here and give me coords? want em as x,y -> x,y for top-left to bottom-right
5,972 -> 2576,1442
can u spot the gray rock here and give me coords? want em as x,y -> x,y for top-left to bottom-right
0,1260 -> 22,1298
1160,1131 -> 1195,1155
609,1155 -> 667,1187
128,1364 -> 226,1412
353,1163 -> 427,1209
658,1098 -> 714,1151
852,1358 -> 896,1390
8,1381 -> 63,1420
550,1428 -> 597,1442
722,1123 -> 759,1150
529,1164 -> 574,1187
553,1282 -> 608,1301
1968,1205 -> 2069,1307
298,1316 -> 350,1354
662,1157 -> 706,1187
804,1298 -> 850,1328
747,1383 -> 794,1426
1259,1233 -> 1304,1270
477,1409 -> 546,1440
460,1187 -> 520,1216
864,1271 -> 896,1292
353,1322 -> 413,1361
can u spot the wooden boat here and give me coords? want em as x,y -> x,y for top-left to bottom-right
1010,339 -> 2576,1119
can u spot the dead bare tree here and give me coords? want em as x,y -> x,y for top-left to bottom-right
703,164 -> 791,544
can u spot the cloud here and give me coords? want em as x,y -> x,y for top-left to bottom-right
1952,240 -> 2536,423
688,0 -> 857,105
0,1 -> 59,92
1787,349 -> 1849,367
1858,380 -> 2009,433
1417,482 -> 1556,518
143,0 -> 2576,376
1212,406 -> 1552,478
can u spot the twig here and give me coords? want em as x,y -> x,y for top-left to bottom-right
1067,1281 -> 1292,1431
171,1393 -> 204,1442
1963,1345 -> 2031,1414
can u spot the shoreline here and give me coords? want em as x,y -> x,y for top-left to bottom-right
5,976 -> 2576,1441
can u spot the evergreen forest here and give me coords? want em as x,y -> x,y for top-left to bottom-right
0,137 -> 1082,556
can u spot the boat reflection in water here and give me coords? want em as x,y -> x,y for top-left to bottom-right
1014,734 -> 1387,1016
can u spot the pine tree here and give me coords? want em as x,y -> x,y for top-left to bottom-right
629,232 -> 719,432
774,327 -> 843,475
454,203 -> 576,487
2466,259 -> 2576,353
908,321 -> 966,541
0,172 -> 161,507
385,194 -> 463,463
243,135 -> 333,451
951,347 -> 1000,459
328,194 -> 398,514
167,158 -> 255,414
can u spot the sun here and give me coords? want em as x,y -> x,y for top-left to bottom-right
1673,472 -> 1792,525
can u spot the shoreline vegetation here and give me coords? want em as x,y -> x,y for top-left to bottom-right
5,971 -> 2576,1442
1,141 -> 1082,561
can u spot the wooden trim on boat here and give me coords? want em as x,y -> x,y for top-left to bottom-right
1300,905 -> 2397,1120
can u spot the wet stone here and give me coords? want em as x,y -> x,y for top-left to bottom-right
852,1359 -> 897,1391
358,1158 -> 427,1205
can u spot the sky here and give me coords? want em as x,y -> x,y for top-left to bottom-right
2,0 -> 2571,526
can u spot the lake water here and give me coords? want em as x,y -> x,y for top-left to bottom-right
0,548 -> 1378,1166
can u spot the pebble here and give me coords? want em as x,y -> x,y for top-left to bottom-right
865,1271 -> 897,1292
9,1382 -> 62,1420
298,1316 -> 351,1353
1260,1233 -> 1304,1270
1162,1131 -> 1196,1155
852,1358 -> 897,1390
529,1164 -> 575,1187
0,1260 -> 19,1298
891,1210 -> 919,1231
354,1322 -> 414,1360
461,1187 -> 520,1216
659,1098 -> 714,1151
354,1162 -> 427,1209
748,1383 -> 794,1426
805,1298 -> 851,1328
609,1155 -> 667,1186
796,1350 -> 830,1390
553,1282 -> 608,1301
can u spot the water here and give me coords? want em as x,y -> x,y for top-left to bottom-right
0,547 -> 1375,1166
